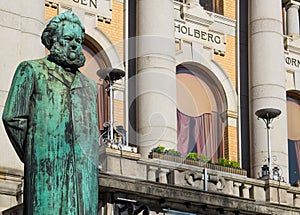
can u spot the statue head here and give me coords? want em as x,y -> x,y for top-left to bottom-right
42,11 -> 86,69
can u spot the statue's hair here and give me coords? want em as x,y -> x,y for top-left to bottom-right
41,11 -> 85,50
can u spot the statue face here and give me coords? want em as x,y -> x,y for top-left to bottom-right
58,22 -> 83,62
49,21 -> 86,69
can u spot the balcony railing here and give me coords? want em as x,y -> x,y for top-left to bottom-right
99,147 -> 300,214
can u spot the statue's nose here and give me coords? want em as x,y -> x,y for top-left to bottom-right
70,40 -> 78,50
71,43 -> 77,50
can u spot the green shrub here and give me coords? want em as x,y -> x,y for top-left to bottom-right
199,155 -> 212,163
217,158 -> 230,167
229,160 -> 240,169
151,145 -> 166,154
217,158 -> 240,169
165,149 -> 181,157
186,152 -> 198,161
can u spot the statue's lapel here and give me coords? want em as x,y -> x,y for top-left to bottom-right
44,57 -> 88,89
45,58 -> 73,88
71,72 -> 84,90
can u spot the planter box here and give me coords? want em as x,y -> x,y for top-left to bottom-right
149,152 -> 247,176
149,152 -> 185,163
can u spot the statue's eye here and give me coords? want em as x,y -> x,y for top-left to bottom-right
63,36 -> 72,41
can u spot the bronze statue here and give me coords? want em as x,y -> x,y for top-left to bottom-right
2,11 -> 99,214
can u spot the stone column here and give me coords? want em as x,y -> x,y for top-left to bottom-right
286,3 -> 300,35
137,0 -> 177,157
249,0 -> 288,180
0,0 -> 44,211
0,0 -> 44,169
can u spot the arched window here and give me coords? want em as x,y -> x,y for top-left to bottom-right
176,65 -> 225,162
199,0 -> 223,15
80,34 -> 110,131
287,91 -> 300,184
82,36 -> 111,132
174,0 -> 224,15
81,35 -> 110,81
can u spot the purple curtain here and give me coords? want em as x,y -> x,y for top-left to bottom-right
177,111 -> 191,156
177,110 -> 223,162
194,113 -> 220,162
194,114 -> 206,155
97,79 -> 109,131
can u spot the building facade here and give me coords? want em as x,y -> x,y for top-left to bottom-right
1,0 -> 300,214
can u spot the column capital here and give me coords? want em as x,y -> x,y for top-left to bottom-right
286,2 -> 300,10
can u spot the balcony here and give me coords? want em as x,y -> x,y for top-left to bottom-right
98,146 -> 300,214
3,146 -> 300,215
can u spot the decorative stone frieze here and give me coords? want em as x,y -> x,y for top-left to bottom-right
174,1 -> 232,55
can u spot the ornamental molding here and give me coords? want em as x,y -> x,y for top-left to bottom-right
179,3 -> 214,27
284,35 -> 300,72
285,35 -> 300,54
174,2 -> 236,55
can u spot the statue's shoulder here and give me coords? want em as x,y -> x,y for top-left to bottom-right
17,57 -> 49,70
78,71 -> 97,87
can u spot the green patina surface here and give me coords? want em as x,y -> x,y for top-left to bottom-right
2,11 -> 99,215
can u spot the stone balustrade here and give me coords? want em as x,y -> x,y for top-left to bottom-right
99,147 -> 300,211
3,147 -> 300,214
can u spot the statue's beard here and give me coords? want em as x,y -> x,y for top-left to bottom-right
49,42 -> 86,69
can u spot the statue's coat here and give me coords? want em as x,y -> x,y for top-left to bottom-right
2,57 -> 99,214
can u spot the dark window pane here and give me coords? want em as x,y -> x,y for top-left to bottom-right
200,0 -> 213,12
288,140 -> 300,184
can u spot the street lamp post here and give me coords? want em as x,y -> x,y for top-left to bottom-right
97,68 -> 125,144
255,108 -> 281,180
